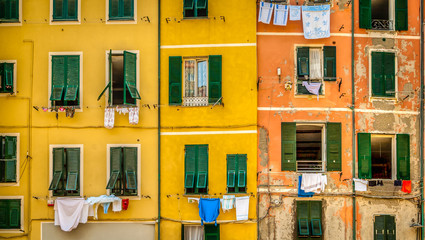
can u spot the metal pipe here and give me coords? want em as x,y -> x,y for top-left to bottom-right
351,0 -> 356,239
157,0 -> 161,238
420,0 -> 424,238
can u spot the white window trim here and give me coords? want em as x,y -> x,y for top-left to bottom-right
0,60 -> 17,96
49,0 -> 81,25
106,144 -> 141,199
182,57 -> 209,107
48,52 -> 83,112
368,48 -> 398,102
105,0 -> 137,24
0,196 -> 24,233
48,144 -> 84,198
370,134 -> 397,180
295,123 -> 326,173
104,50 -> 140,107
293,44 -> 326,97
0,133 -> 20,186
0,0 -> 22,27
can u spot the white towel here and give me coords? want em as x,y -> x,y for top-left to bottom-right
289,5 -> 301,21
302,5 -> 331,39
221,195 -> 235,212
301,173 -> 327,193
354,178 -> 368,192
112,198 -> 122,212
129,107 -> 139,125
258,2 -> 274,24
54,198 -> 86,232
235,196 -> 249,221
104,108 -> 115,129
273,4 -> 288,26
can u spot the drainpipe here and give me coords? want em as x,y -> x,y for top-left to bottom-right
351,1 -> 356,239
157,0 -> 161,238
420,0 -> 424,238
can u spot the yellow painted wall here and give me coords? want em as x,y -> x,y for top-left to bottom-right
0,0 -> 158,239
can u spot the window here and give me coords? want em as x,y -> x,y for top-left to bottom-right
371,51 -> 395,98
374,215 -> 396,239
0,62 -> 15,94
281,123 -> 341,172
0,0 -> 19,23
184,145 -> 208,194
0,199 -> 20,229
359,0 -> 407,31
106,147 -> 138,196
226,154 -> 247,193
49,147 -> 81,196
182,224 -> 219,240
0,136 -> 17,183
98,50 -> 140,106
52,0 -> 78,21
296,201 -> 322,239
296,46 -> 336,95
169,55 -> 222,106
183,0 -> 208,18
49,54 -> 81,108
358,134 -> 409,180
108,0 -> 134,20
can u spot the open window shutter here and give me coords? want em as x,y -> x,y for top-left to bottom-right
395,0 -> 408,31
326,123 -> 341,171
357,133 -> 372,179
98,50 -> 113,105
50,148 -> 64,190
169,56 -> 182,105
384,52 -> 395,97
124,51 -> 140,104
67,0 -> 78,19
374,215 -> 386,240
8,200 -> 20,229
65,148 -> 80,191
64,56 -> 80,101
226,155 -> 236,188
310,201 -> 322,236
208,55 -> 222,104
359,0 -> 371,29
281,122 -> 296,171
297,201 -> 310,236
109,0 -> 119,18
107,147 -> 122,189
123,0 -> 133,18
204,224 -> 220,240
371,52 -> 384,97
124,147 -> 137,190
0,200 -> 7,228
185,146 -> 196,189
197,0 -> 207,9
323,46 -> 336,80
397,134 -> 410,180
183,0 -> 194,10
4,136 -> 16,182
4,63 -> 13,91
196,145 -> 208,189
237,154 -> 247,188
50,56 -> 65,101
297,47 -> 309,77
385,215 -> 396,240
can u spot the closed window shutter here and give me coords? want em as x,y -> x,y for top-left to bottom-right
123,51 -> 140,104
10,0 -> 18,20
397,134 -> 410,180
208,55 -> 222,104
359,0 -> 371,29
64,56 -> 80,101
4,136 -> 16,182
374,215 -> 386,240
395,0 -> 408,31
371,52 -> 384,97
123,147 -> 137,191
196,145 -> 208,189
226,155 -> 236,188
281,122 -> 296,171
204,224 -> 220,240
309,201 -> 322,236
49,148 -> 64,191
323,46 -> 336,80
237,154 -> 247,188
0,200 -> 7,228
384,52 -> 395,97
123,0 -> 133,18
67,0 -> 78,19
197,0 -> 207,9
53,0 -> 63,19
357,133 -> 372,179
185,146 -> 197,189
107,147 -> 122,189
98,50 -> 113,105
50,56 -> 66,101
297,47 -> 309,77
169,56 -> 182,105
8,200 -> 20,229
65,148 -> 80,191
109,0 -> 119,18
385,215 -> 396,240
326,123 -> 341,171
183,0 -> 194,10
297,201 -> 310,236
4,63 -> 14,91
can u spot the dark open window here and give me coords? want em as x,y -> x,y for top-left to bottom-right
183,0 -> 208,18
296,125 -> 323,172
371,136 -> 392,179
359,0 -> 408,31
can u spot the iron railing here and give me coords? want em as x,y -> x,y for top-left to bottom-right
371,19 -> 394,30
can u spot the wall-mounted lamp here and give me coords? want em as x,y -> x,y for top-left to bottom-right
277,67 -> 281,83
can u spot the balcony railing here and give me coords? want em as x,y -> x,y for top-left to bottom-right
297,159 -> 323,172
371,19 -> 393,30
183,96 -> 208,107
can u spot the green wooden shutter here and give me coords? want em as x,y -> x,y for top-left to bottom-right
226,155 -> 236,188
359,0 -> 371,29
384,52 -> 395,97
323,46 -> 336,80
310,201 -> 322,236
53,0 -> 64,19
281,122 -> 296,171
204,224 -> 220,240
107,147 -> 122,189
197,145 -> 208,189
0,200 -> 7,229
8,200 -> 20,229
50,56 -> 66,101
208,55 -> 222,104
397,134 -> 410,180
65,148 -> 79,191
124,147 -> 137,190
185,146 -> 196,189
109,0 -> 119,18
4,63 -> 14,92
297,201 -> 310,236
10,0 -> 18,20
67,0 -> 78,19
64,56 -> 80,101
371,52 -> 384,97
183,0 -> 194,9
374,215 -> 386,240
123,51 -> 140,104
123,0 -> 133,18
169,56 -> 182,105
326,123 -> 341,171
395,0 -> 408,31
49,148 -> 64,190
297,47 -> 309,77
358,133 -> 372,179
385,215 -> 396,240
237,154 -> 247,188
197,0 -> 207,9
98,50 -> 113,105
4,136 -> 16,182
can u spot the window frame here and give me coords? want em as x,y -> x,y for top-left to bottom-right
48,144 -> 84,198
368,49 -> 398,101
0,196 -> 24,233
106,144 -> 141,199
183,0 -> 208,19
0,60 -> 17,96
106,0 -> 137,24
0,133 -> 19,186
184,144 -> 209,195
296,123 -> 326,173
370,134 -> 396,180
373,214 -> 396,239
296,200 -> 323,239
182,57 -> 209,107
226,154 -> 247,193
48,52 -> 83,111
50,0 -> 81,25
0,0 -> 22,26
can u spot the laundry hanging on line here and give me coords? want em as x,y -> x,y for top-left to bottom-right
54,198 -> 88,232
289,5 -> 301,21
198,198 -> 221,226
302,4 -> 331,39
273,4 -> 289,26
258,2 -> 274,24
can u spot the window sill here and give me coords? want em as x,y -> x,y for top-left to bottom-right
182,17 -> 209,20
0,182 -> 19,187
106,18 -> 136,24
0,92 -> 15,96
0,229 -> 24,233
51,19 -> 80,25
52,19 -> 78,22
369,97 -> 397,102
294,95 -> 325,99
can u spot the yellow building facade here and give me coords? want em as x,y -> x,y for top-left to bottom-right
160,0 -> 257,239
0,0 -> 158,239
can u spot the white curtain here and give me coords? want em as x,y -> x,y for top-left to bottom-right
184,225 -> 204,240
309,48 -> 323,79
